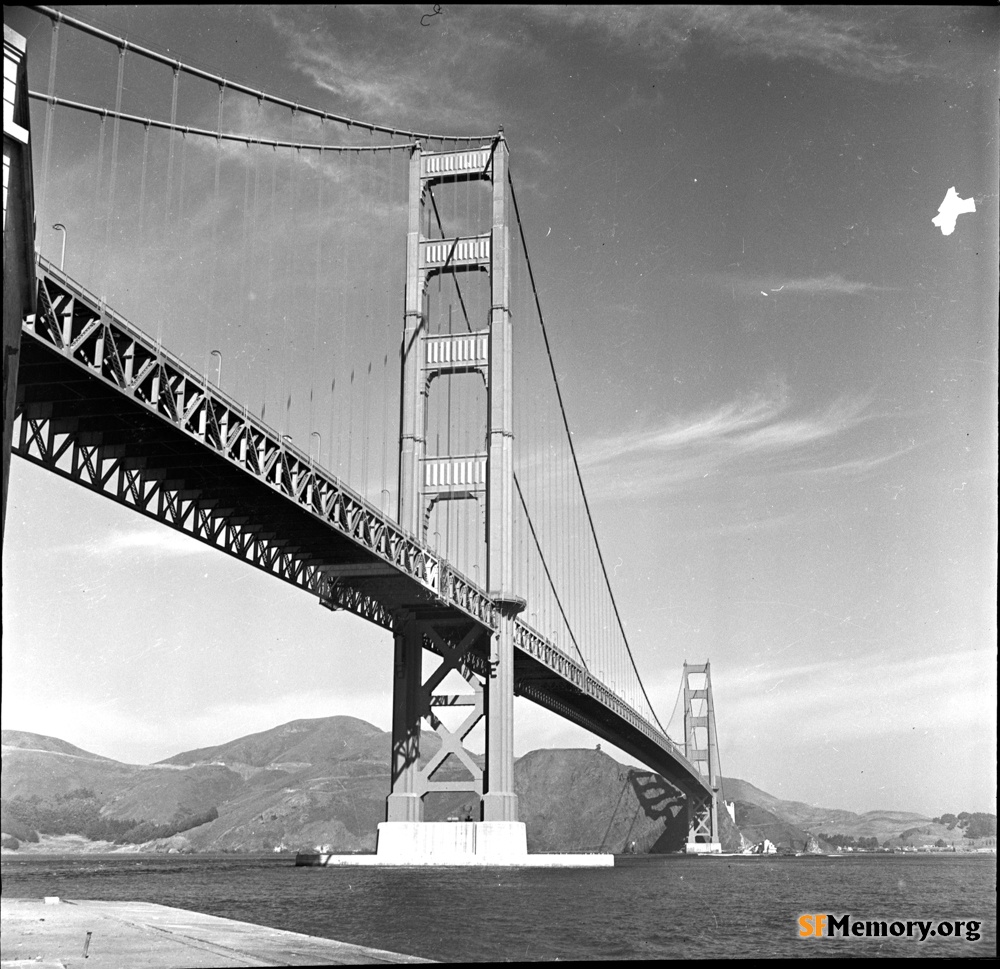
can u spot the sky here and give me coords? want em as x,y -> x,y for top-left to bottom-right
2,5 -> 997,818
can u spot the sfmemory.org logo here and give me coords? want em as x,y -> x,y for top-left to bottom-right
798,914 -> 982,942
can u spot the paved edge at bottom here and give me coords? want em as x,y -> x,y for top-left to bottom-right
1,897 -> 433,966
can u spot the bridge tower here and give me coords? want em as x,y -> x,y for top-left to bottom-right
383,130 -> 527,861
682,660 -> 723,852
2,26 -> 36,548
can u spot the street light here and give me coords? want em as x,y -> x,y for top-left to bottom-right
310,431 -> 322,465
209,350 -> 222,388
52,223 -> 67,271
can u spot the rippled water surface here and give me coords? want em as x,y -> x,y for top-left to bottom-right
2,853 -> 995,960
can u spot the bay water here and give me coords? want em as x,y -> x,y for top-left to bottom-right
2,853 -> 995,960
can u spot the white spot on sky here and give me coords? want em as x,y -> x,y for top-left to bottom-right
931,186 -> 976,236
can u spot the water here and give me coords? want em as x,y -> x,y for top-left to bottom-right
2,854 -> 995,960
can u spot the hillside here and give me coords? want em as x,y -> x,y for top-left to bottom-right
2,731 -> 118,762
1,741 -> 144,802
158,716 -> 390,776
721,776 -> 931,842
3,720 -> 741,853
3,720 -> 990,854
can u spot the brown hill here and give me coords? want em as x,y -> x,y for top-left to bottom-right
101,765 -> 244,825
150,716 -> 480,851
158,716 -> 389,776
515,748 -> 743,853
1,744 -> 141,802
732,801 -> 824,851
721,776 -> 930,841
3,719 -> 746,854
2,731 -> 118,761
4,719 -> 962,855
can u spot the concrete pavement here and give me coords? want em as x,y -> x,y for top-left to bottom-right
1,897 -> 431,967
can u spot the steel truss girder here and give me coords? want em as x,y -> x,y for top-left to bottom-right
12,410 -> 394,627
15,257 -> 709,794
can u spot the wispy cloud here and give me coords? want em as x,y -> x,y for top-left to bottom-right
525,6 -> 927,81
710,272 -> 890,298
716,650 -> 997,743
579,386 -> 920,502
71,527 -> 213,559
266,7 -> 509,134
579,389 -> 881,496
765,274 -> 882,296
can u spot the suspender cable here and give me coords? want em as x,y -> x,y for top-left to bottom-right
250,102 -> 265,403
176,130 -> 189,236
137,122 -> 150,242
37,18 -> 59,234
102,44 -> 126,291
310,145 -> 324,439
29,5 -> 493,144
335,149 -> 349,474
280,146 -> 300,426
135,119 -> 150,345
209,83 -> 225,386
347,367 -> 355,484
365,131 -> 378,498
380,140 -> 394,512
508,169 -> 669,737
263,147 -> 279,428
164,67 -> 179,229
89,113 -> 106,283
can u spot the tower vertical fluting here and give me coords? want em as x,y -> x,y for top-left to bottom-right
482,133 -> 520,822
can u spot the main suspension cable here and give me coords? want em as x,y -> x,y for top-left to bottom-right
507,169 -> 670,738
27,92 -> 418,152
29,5 -> 493,144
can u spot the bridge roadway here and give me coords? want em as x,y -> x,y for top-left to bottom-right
13,255 -> 711,797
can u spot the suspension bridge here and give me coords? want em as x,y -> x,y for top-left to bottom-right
3,10 -> 724,863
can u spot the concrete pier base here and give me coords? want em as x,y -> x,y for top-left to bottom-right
308,821 -> 613,867
683,842 -> 723,854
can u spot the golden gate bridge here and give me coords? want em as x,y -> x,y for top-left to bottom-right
3,7 -> 724,864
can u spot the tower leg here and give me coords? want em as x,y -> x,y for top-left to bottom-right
482,616 -> 518,821
386,615 -> 423,822
684,789 -> 721,853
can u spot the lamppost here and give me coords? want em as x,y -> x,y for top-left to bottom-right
310,431 -> 322,466
52,223 -> 67,271
209,350 -> 222,388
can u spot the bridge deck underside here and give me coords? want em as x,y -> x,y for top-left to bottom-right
14,330 -> 709,797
